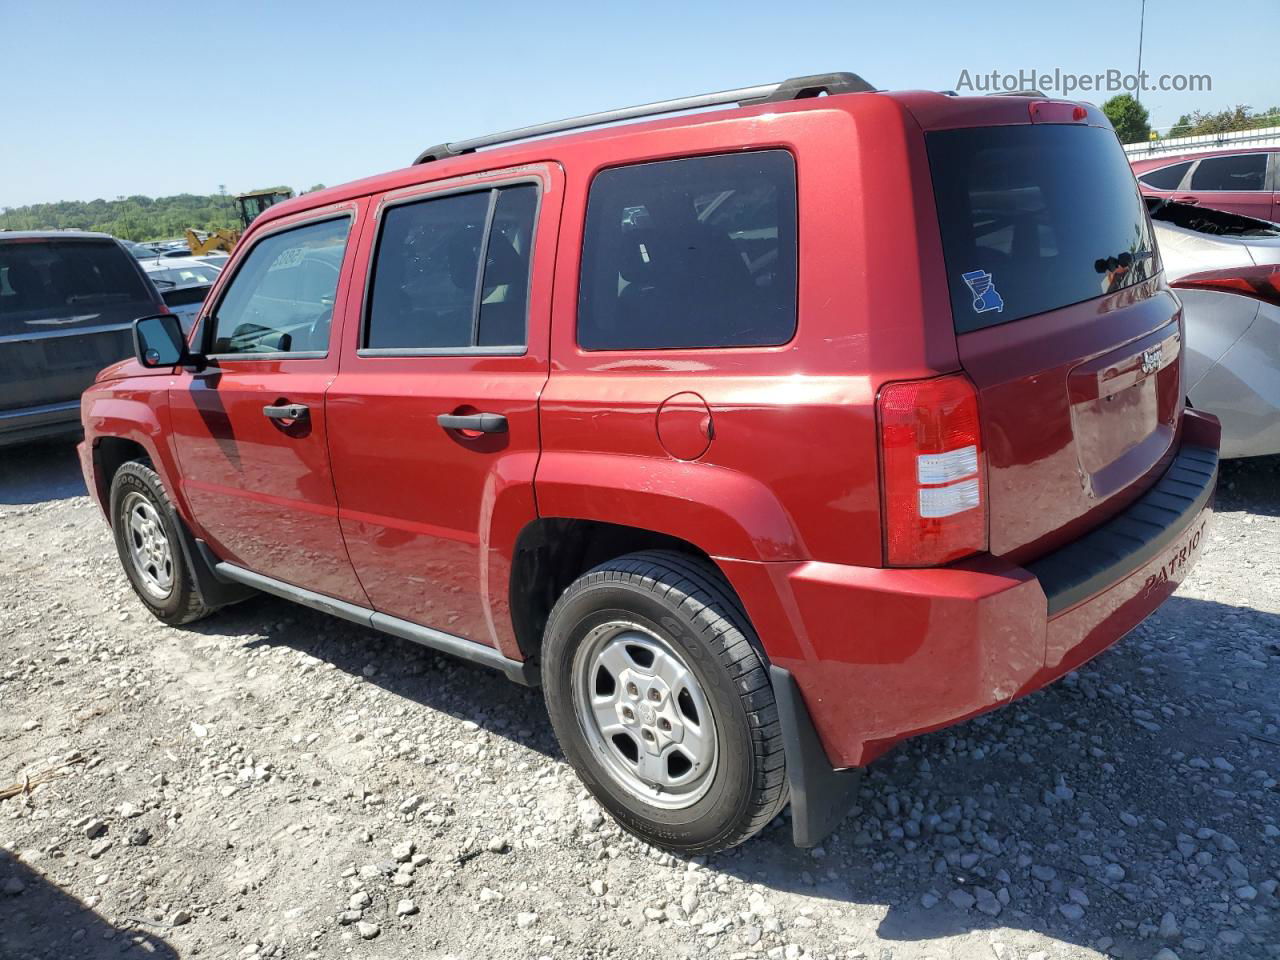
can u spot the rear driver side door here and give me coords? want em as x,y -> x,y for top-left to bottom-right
169,205 -> 370,605
326,166 -> 562,654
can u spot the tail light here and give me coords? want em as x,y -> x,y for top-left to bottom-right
878,374 -> 987,567
1173,264 -> 1280,309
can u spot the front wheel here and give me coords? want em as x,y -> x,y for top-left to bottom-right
542,551 -> 787,853
109,460 -> 213,626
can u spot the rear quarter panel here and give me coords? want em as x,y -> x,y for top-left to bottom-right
538,94 -> 960,567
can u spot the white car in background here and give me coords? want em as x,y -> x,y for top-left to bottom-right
139,256 -> 221,332
1150,199 -> 1280,458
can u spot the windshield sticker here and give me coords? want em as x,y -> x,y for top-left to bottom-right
961,269 -> 1004,315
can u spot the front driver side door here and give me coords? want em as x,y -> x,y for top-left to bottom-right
169,205 -> 370,605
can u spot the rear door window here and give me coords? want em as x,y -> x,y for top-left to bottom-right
1189,153 -> 1267,191
1137,161 -> 1192,190
928,124 -> 1156,333
0,239 -> 154,335
578,150 -> 797,350
364,184 -> 538,352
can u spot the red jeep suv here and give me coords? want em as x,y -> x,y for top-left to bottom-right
80,74 -> 1220,854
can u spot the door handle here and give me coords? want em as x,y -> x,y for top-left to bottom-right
263,403 -> 310,421
437,412 -> 508,434
1173,195 -> 1199,205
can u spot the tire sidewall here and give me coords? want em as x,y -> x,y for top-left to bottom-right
544,579 -> 756,851
110,463 -> 189,622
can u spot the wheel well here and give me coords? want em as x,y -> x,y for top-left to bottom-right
92,437 -> 149,509
510,519 -> 716,659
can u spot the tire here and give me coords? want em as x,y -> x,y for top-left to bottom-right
109,460 -> 213,626
542,550 -> 788,854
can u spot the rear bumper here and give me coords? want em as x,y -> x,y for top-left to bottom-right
0,400 -> 83,447
723,409 -> 1221,775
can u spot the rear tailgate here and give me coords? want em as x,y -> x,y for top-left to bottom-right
0,238 -> 158,411
926,119 -> 1180,565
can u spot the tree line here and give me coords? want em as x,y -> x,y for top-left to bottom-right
0,185 -> 326,241
1103,97 -> 1280,145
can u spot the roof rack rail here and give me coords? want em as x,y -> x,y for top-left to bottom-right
413,72 -> 874,165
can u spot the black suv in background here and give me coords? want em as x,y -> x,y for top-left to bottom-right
0,232 -> 163,447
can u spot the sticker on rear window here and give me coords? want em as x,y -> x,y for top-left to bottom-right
961,270 -> 1004,315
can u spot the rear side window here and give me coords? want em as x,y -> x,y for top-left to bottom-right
928,124 -> 1157,333
210,217 -> 349,356
578,150 -> 797,350
365,184 -> 538,352
1189,153 -> 1267,191
1138,161 -> 1192,190
0,239 -> 153,334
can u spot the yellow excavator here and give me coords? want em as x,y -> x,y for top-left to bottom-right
185,188 -> 294,256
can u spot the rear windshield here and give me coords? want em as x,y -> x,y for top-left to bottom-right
0,239 -> 154,334
928,124 -> 1157,333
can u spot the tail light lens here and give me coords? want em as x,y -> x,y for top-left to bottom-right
878,374 -> 987,567
1173,264 -> 1280,309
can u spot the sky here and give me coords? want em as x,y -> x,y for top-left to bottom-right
2,0 -> 1274,209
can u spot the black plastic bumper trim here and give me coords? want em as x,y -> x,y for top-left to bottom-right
1027,443 -> 1218,617
769,665 -> 861,848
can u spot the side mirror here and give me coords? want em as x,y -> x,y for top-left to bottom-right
133,313 -> 196,369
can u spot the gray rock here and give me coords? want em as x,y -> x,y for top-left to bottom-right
1059,903 -> 1085,921
3,877 -> 24,896
974,888 -> 1001,917
947,890 -> 975,910
391,840 -> 415,863
396,899 -> 417,916
356,921 -> 380,940
516,912 -> 539,929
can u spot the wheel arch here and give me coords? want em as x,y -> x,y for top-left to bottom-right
508,518 -> 728,661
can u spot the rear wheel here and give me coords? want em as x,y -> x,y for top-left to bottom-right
109,460 -> 212,626
542,550 -> 787,853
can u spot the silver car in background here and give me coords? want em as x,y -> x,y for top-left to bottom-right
1151,200 -> 1280,458
139,256 -> 221,333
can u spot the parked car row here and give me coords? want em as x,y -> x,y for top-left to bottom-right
138,256 -> 222,331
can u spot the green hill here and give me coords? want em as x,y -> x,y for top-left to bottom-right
0,186 -> 317,241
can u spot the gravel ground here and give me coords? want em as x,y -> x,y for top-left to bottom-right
1,441 -> 1277,960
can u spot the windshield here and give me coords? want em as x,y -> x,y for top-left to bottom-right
928,124 -> 1157,333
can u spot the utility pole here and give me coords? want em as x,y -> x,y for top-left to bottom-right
1136,0 -> 1147,105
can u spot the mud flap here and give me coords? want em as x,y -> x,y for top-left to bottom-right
769,665 -> 862,848
167,508 -> 255,609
